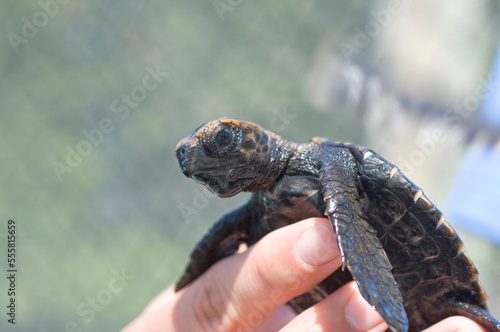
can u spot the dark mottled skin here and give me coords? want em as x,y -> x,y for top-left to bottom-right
174,118 -> 500,332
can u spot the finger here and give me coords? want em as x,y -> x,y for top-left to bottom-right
174,217 -> 342,332
122,286 -> 177,332
281,281 -> 387,332
422,316 -> 487,332
254,305 -> 296,332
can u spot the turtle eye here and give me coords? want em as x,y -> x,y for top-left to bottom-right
202,123 -> 241,155
215,128 -> 232,149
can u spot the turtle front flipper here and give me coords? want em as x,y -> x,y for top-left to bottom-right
175,203 -> 254,291
319,148 -> 408,332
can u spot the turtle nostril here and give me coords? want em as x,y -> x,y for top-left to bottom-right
176,146 -> 187,159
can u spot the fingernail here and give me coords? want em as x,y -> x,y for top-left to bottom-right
345,292 -> 386,331
295,224 -> 337,268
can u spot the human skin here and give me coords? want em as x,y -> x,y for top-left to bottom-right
122,218 -> 486,332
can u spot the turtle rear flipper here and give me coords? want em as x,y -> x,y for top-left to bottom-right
433,301 -> 500,331
319,148 -> 408,332
175,203 -> 253,291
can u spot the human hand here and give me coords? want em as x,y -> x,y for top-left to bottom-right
122,217 -> 486,332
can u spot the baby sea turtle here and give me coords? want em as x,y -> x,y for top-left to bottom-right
174,118 -> 500,332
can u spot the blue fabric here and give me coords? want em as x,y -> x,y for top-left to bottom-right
481,43 -> 500,127
445,43 -> 500,245
445,147 -> 500,244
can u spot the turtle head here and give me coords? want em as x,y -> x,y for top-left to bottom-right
175,118 -> 290,197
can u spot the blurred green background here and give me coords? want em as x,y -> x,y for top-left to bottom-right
1,0 -> 500,331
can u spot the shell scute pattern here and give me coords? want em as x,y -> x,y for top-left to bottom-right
391,213 -> 426,244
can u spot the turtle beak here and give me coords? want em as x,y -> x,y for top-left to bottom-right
175,137 -> 195,177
